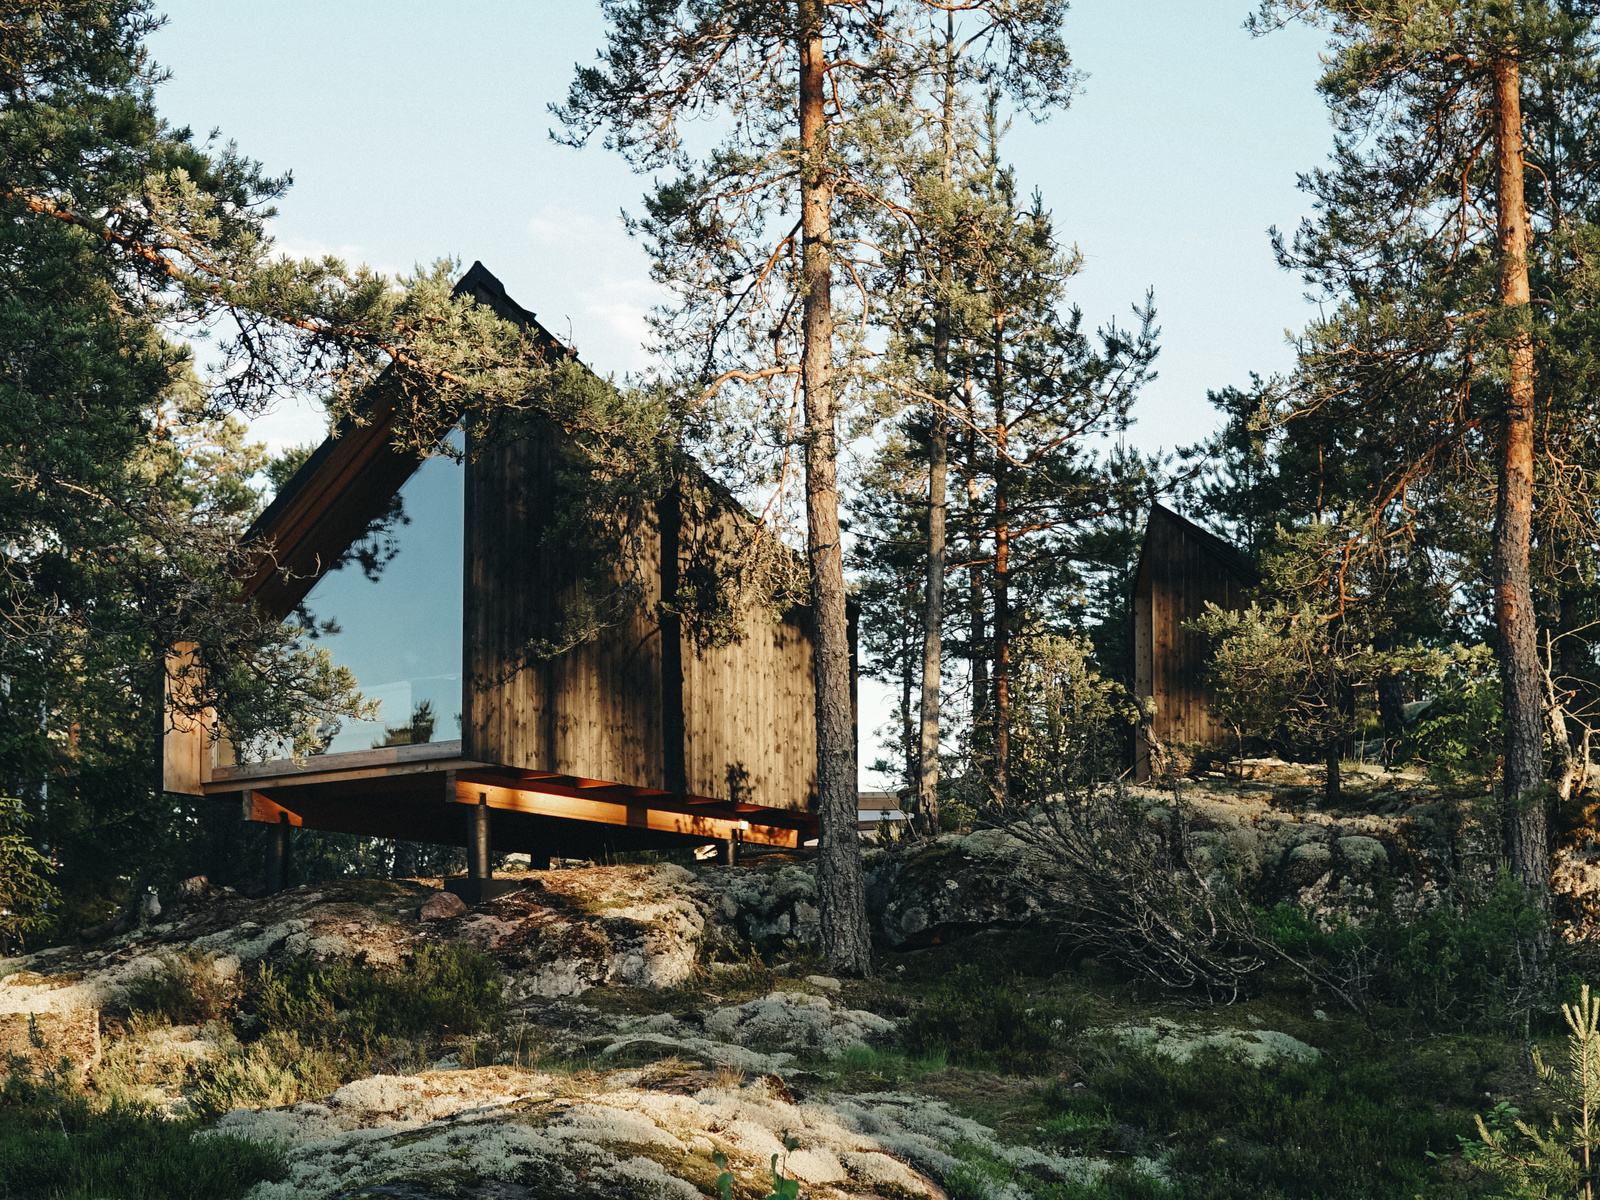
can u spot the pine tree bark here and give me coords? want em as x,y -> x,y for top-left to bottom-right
917,419 -> 945,831
1490,54 -> 1549,901
916,28 -> 956,839
991,315 -> 1010,803
798,0 -> 871,975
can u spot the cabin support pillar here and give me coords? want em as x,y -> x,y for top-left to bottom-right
445,790 -> 520,905
266,812 -> 291,894
468,792 -> 491,880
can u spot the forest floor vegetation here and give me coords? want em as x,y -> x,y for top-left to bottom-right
0,771 -> 1593,1199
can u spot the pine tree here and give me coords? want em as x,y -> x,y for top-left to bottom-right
555,0 -> 1077,973
870,4 -> 1076,834
950,139 -> 1156,801
1255,0 -> 1600,897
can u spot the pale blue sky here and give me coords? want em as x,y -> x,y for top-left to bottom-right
148,2 -> 1336,785
150,1 -> 1332,456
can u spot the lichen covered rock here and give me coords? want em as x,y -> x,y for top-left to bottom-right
701,990 -> 895,1053
1095,1016 -> 1320,1066
869,832 -> 1060,948
694,861 -> 821,950
212,1066 -> 1120,1200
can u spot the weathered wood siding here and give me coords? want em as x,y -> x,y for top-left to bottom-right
678,594 -> 818,811
463,433 -> 819,811
463,425 -> 665,790
1133,505 -> 1254,765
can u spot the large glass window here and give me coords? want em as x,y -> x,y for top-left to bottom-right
295,449 -> 464,755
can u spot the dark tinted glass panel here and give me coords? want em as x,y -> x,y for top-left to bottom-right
295,450 -> 464,755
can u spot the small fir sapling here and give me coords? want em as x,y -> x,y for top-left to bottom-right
1453,983 -> 1600,1198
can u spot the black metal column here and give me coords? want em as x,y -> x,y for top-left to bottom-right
266,812 -> 290,893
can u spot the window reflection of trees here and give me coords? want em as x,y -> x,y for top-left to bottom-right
373,699 -> 435,748
292,490 -> 410,640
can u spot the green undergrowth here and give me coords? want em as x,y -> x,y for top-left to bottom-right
0,1065 -> 284,1200
899,963 -> 1093,1072
822,1044 -> 951,1087
121,947 -> 238,1026
253,941 -> 504,1044
890,1010 -> 1540,1200
859,932 -> 1546,1199
89,941 -> 511,1118
0,1105 -> 285,1200
1056,1036 -> 1525,1200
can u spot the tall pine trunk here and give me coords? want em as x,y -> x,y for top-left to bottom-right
1491,55 -> 1549,901
917,30 -> 956,838
965,387 -> 989,745
798,0 -> 871,974
991,313 -> 1010,803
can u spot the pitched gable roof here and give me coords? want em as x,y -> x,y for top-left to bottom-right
1135,502 -> 1259,590
240,263 -> 565,619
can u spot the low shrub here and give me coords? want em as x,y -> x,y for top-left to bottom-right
1263,869 -> 1558,1032
899,965 -> 1083,1073
254,942 -> 504,1044
122,948 -> 237,1026
193,1029 -> 348,1119
0,1103 -> 285,1200
1059,1038 -> 1499,1200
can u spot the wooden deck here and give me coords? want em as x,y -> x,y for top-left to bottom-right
207,741 -> 815,856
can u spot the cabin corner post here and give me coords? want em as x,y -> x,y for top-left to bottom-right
1132,559 -> 1154,783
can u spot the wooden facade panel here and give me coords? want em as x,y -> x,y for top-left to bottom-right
680,606 -> 817,811
464,433 -> 818,811
463,424 -> 665,790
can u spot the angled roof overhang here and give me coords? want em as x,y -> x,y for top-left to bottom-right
241,261 -> 558,619
1133,501 -> 1260,596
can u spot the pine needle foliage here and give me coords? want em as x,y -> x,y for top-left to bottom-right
1462,983 -> 1600,1198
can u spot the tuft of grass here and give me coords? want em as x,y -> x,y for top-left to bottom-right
192,1029 -> 348,1119
828,1044 -> 948,1082
121,948 -> 236,1026
0,1102 -> 285,1200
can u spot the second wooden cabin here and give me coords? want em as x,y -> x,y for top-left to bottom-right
1131,502 -> 1256,780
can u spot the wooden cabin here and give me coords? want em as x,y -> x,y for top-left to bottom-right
161,263 -> 843,897
1131,503 -> 1256,781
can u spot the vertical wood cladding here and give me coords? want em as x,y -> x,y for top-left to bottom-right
1132,505 -> 1255,764
464,432 -> 818,811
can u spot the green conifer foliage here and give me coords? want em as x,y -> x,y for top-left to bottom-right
1464,983 -> 1600,1198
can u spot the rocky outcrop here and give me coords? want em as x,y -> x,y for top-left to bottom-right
442,866 -> 707,999
0,865 -> 714,1052
694,860 -> 821,950
867,829 -> 1064,949
702,990 -> 895,1053
1093,1016 -> 1320,1066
